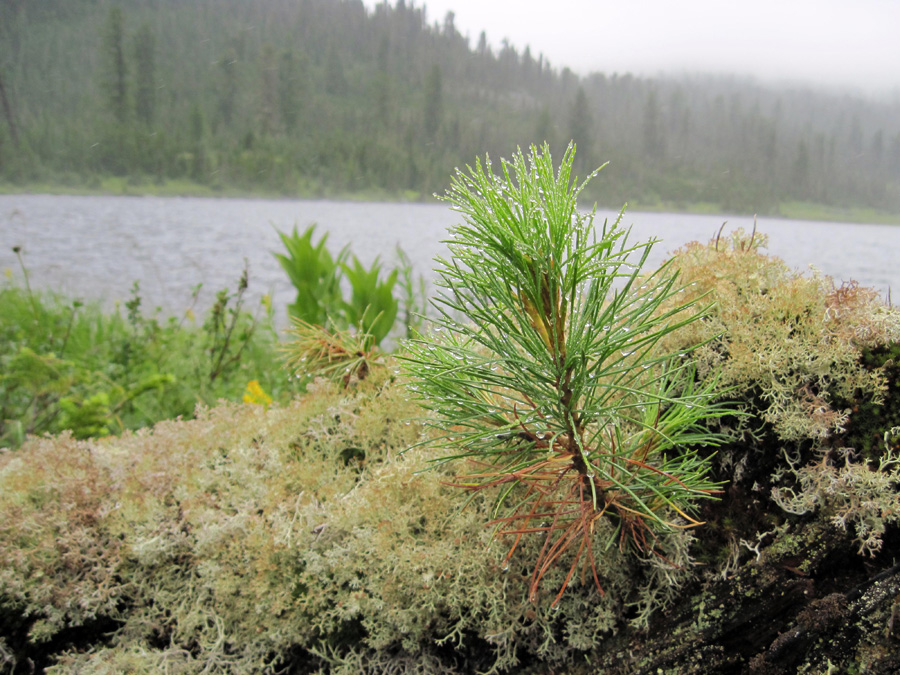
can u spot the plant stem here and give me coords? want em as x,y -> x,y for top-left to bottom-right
13,246 -> 39,318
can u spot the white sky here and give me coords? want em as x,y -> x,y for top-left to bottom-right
362,0 -> 900,95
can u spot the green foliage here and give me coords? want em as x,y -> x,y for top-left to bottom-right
132,22 -> 156,126
340,255 -> 399,349
274,224 -> 346,327
0,261 -> 294,450
395,244 -> 428,339
202,263 -> 261,383
100,6 -> 128,124
274,224 -> 407,353
403,144 -> 733,604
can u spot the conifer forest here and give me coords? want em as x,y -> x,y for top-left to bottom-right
1,0 -> 900,215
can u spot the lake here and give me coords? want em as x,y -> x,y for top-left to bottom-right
1,194 -> 897,327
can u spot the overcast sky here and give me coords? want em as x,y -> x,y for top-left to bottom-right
361,0 -> 900,96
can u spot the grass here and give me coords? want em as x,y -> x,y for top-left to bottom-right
0,265 -> 299,450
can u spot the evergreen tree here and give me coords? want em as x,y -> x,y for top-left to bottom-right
132,23 -> 156,127
217,48 -> 238,128
642,88 -> 664,159
101,6 -> 129,124
188,104 -> 206,181
534,105 -> 554,147
278,49 -> 301,132
423,63 -> 443,140
0,0 -> 897,213
0,67 -> 18,148
568,86 -> 593,171
793,138 -> 810,197
258,43 -> 278,135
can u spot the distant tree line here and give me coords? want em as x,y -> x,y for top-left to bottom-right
0,0 -> 899,214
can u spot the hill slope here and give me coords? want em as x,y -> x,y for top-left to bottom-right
1,0 -> 899,215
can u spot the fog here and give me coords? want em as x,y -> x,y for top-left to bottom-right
363,0 -> 900,96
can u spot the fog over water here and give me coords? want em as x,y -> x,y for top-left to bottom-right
364,0 -> 900,95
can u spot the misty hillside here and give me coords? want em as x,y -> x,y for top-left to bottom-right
1,0 -> 899,215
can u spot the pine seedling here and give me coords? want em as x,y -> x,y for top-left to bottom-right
403,144 -> 732,605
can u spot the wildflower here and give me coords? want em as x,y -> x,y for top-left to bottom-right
243,379 -> 273,406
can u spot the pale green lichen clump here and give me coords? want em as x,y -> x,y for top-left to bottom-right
660,228 -> 900,558
0,363 -> 665,673
660,228 -> 900,443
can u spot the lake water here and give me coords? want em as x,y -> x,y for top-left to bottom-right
1,194 -> 897,326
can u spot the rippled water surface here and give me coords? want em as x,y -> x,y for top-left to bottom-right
2,194 -> 897,325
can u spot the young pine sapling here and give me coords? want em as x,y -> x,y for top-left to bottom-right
403,144 -> 732,605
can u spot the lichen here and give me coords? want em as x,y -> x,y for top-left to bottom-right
4,232 -> 900,673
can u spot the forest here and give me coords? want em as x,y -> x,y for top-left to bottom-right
1,0 -> 900,217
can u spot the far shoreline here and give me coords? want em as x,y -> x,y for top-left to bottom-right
2,178 -> 900,227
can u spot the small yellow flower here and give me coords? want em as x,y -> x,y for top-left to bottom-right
3,268 -> 11,279
243,380 -> 273,406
